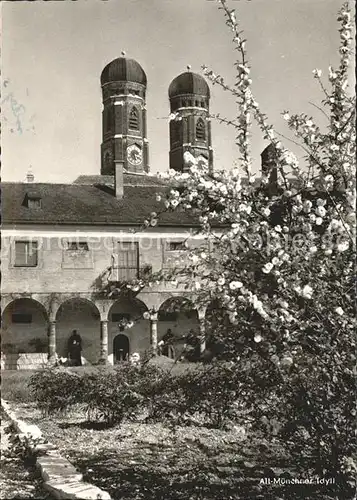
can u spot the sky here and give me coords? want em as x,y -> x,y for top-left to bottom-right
1,0 -> 353,183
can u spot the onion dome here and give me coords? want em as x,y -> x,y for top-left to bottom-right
169,68 -> 210,98
101,55 -> 147,86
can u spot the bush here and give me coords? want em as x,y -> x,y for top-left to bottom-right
29,367 -> 86,415
84,364 -> 146,425
28,362 -> 245,429
144,361 -> 242,428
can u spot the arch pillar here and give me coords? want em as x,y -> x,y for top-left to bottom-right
48,321 -> 57,363
149,312 -> 158,354
98,320 -> 109,364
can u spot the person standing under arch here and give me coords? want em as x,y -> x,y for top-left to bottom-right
67,330 -> 82,366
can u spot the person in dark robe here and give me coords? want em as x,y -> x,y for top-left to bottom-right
162,328 -> 175,358
67,330 -> 82,366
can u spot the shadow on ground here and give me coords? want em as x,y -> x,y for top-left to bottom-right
73,440 -> 341,500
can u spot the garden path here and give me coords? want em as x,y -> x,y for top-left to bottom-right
0,410 -> 52,499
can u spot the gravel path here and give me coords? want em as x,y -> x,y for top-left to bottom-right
0,410 -> 52,499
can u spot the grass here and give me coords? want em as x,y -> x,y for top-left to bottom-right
0,358 -> 198,403
1,370 -> 36,403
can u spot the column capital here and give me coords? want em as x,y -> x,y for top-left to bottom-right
197,308 -> 206,321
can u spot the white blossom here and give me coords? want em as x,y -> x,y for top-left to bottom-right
335,307 -> 344,316
229,280 -> 243,290
262,262 -> 274,274
302,285 -> 313,299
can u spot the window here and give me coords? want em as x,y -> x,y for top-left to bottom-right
171,120 -> 181,144
167,241 -> 186,251
112,313 -> 131,323
14,241 -> 38,267
196,118 -> 206,141
105,107 -> 113,132
67,242 -> 89,251
12,313 -> 32,324
27,198 -> 42,209
129,107 -> 139,130
104,151 -> 111,169
195,100 -> 199,107
23,193 -> 42,209
158,311 -> 178,322
115,242 -> 139,281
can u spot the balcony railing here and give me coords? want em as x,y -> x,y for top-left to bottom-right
108,265 -> 152,282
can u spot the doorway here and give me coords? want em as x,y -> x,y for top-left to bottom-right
113,334 -> 129,363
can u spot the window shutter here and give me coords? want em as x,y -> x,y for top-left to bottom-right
15,242 -> 27,266
27,242 -> 38,266
117,242 -> 139,280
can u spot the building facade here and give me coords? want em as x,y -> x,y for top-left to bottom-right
1,56 -> 212,369
1,56 -> 274,370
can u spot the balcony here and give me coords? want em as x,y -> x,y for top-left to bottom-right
108,265 -> 152,283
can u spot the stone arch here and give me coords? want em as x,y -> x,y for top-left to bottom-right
107,296 -> 149,364
158,297 -> 199,358
1,298 -> 49,355
55,298 -> 101,363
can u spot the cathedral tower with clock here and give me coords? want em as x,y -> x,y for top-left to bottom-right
168,67 -> 213,173
100,53 -> 149,175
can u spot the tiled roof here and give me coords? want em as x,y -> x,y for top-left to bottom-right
73,173 -> 168,187
1,181 -> 197,226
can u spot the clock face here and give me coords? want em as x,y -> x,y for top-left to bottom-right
127,144 -> 142,166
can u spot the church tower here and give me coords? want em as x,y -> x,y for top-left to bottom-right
168,67 -> 213,172
100,53 -> 149,175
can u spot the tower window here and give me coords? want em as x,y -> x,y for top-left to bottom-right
105,107 -> 113,132
196,118 -> 206,141
129,107 -> 139,130
171,120 -> 181,144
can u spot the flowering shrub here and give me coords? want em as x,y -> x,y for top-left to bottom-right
125,0 -> 356,494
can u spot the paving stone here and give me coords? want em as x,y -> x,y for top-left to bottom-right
45,480 -> 111,499
37,455 -> 83,482
2,399 -> 111,500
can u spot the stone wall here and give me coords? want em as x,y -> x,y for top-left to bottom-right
2,227 -> 205,296
1,353 -> 48,370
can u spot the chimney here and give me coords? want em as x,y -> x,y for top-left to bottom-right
261,144 -> 278,192
115,162 -> 124,199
